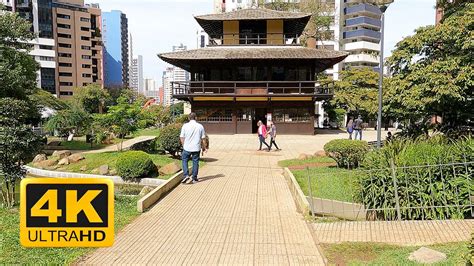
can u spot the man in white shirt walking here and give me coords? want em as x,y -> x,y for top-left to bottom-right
180,112 -> 207,184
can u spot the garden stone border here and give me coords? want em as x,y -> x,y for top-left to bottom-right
283,167 -> 367,220
24,165 -> 165,187
137,170 -> 183,212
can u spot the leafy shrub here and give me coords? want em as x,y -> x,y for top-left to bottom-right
157,123 -> 182,156
130,137 -> 157,153
116,151 -> 155,181
324,139 -> 369,169
358,136 -> 473,220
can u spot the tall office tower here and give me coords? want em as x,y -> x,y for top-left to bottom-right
102,10 -> 129,88
171,44 -> 189,84
51,0 -> 103,97
1,0 -> 57,95
160,44 -> 189,106
213,0 -> 256,13
196,29 -> 208,49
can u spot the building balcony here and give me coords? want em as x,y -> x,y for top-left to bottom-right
208,33 -> 301,46
345,3 -> 381,16
344,41 -> 380,51
344,53 -> 379,64
345,16 -> 381,28
172,81 -> 334,100
343,29 -> 381,41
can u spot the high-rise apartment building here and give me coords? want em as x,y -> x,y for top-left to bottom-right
51,0 -> 103,97
102,10 -> 129,88
162,67 -> 174,106
2,0 -> 57,94
130,55 -> 144,94
2,0 -> 104,97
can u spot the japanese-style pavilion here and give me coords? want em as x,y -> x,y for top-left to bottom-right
159,8 -> 348,134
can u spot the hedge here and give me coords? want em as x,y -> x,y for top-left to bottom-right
116,151 -> 155,181
324,139 -> 369,169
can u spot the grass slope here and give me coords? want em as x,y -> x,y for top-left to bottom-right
0,196 -> 140,264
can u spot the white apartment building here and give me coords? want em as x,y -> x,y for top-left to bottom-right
162,44 -> 190,106
130,55 -> 144,93
2,0 -> 57,95
162,67 -> 173,106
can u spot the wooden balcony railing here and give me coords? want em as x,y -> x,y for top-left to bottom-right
208,33 -> 301,46
172,81 -> 334,98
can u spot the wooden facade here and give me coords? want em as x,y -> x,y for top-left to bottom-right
158,9 -> 348,135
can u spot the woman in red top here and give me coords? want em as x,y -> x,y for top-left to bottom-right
257,120 -> 270,151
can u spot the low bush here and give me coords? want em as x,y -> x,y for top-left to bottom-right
116,151 -> 155,181
157,123 -> 182,156
324,139 -> 369,169
358,136 -> 473,220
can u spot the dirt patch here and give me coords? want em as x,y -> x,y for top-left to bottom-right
321,243 -> 378,265
288,162 -> 337,170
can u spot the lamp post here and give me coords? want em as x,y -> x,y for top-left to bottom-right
375,0 -> 393,149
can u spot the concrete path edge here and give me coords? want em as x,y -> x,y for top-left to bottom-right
137,171 -> 183,212
283,167 -> 311,216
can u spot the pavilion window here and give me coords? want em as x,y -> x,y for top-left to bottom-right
236,108 -> 253,122
195,108 -> 232,122
273,108 -> 311,123
271,66 -> 285,81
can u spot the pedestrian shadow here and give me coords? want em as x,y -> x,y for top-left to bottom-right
201,157 -> 218,162
199,174 -> 225,182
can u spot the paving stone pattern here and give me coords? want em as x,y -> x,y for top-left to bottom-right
80,133 -> 366,265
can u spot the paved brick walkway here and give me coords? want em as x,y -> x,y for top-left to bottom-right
80,133 -> 368,265
313,220 -> 474,246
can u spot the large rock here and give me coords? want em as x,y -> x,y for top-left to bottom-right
80,165 -> 87,172
35,159 -> 58,168
109,169 -> 117,176
99,165 -> 109,175
314,150 -> 326,157
32,154 -> 47,163
298,153 -> 311,160
159,162 -> 181,175
52,150 -> 72,159
139,186 -> 154,197
58,158 -> 70,166
408,247 -> 447,264
68,153 -> 85,163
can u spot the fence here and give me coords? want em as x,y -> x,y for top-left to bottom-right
304,161 -> 473,221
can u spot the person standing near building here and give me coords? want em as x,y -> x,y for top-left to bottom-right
353,115 -> 364,140
268,122 -> 281,151
346,117 -> 354,140
257,120 -> 270,151
180,112 -> 206,184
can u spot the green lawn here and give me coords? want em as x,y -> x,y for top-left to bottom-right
133,128 -> 161,137
0,195 -> 140,264
55,152 -> 178,180
322,242 -> 470,265
280,156 -> 359,203
47,136 -> 107,151
278,156 -> 335,168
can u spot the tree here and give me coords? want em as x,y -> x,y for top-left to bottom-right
29,89 -> 68,111
138,105 -> 172,128
0,10 -> 38,100
386,3 -> 473,130
73,84 -> 110,114
260,0 -> 333,45
330,68 -> 379,120
0,8 -> 43,207
0,99 -> 42,207
94,95 -> 142,150
44,104 -> 91,139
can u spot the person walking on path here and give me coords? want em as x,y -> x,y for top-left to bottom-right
346,117 -> 354,140
268,122 -> 281,151
257,120 -> 270,151
353,115 -> 364,140
180,112 -> 207,184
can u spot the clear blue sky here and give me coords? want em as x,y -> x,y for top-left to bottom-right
90,0 -> 436,85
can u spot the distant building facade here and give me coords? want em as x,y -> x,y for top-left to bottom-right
102,10 -> 129,88
130,55 -> 144,93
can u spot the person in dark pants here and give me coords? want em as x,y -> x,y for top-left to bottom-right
257,120 -> 270,151
353,115 -> 364,140
180,113 -> 207,184
268,122 -> 281,151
